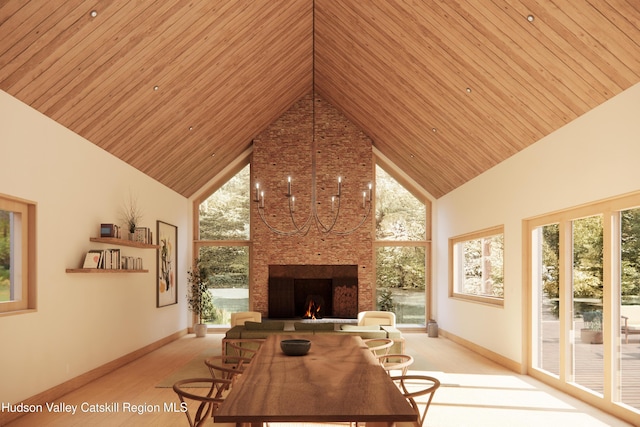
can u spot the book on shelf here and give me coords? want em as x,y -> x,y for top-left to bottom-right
83,249 -> 130,270
121,256 -> 143,270
133,227 -> 153,245
82,250 -> 102,269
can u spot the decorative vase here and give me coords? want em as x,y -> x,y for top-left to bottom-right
580,329 -> 603,344
194,323 -> 207,337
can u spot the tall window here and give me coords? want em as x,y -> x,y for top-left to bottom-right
528,193 -> 640,419
449,226 -> 504,306
0,194 -> 36,315
375,165 -> 429,325
195,164 -> 250,325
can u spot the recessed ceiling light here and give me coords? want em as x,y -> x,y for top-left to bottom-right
211,153 -> 216,157
90,10 -> 98,18
527,14 -> 534,22
466,87 -> 472,93
188,126 -> 194,131
153,85 -> 159,91
432,128 -> 437,133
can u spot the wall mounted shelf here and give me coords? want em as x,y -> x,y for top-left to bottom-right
66,268 -> 149,273
66,236 -> 159,273
89,237 -> 159,249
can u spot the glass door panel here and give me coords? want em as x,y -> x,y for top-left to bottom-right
571,215 -> 604,394
620,208 -> 640,410
532,224 -> 560,376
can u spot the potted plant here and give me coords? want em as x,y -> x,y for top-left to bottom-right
120,192 -> 143,240
186,259 -> 213,337
580,310 -> 603,344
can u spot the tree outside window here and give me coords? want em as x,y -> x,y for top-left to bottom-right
375,165 -> 428,325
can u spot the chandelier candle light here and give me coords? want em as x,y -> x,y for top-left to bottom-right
253,0 -> 371,236
253,154 -> 372,236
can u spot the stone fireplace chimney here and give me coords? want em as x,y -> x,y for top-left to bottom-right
251,93 -> 374,318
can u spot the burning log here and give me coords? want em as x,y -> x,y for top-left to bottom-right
303,295 -> 324,319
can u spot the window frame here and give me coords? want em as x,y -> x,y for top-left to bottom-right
192,153 -> 251,326
373,156 -> 432,325
0,193 -> 36,315
449,225 -> 505,307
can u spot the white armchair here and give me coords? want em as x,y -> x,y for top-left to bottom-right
357,311 -> 396,327
230,311 -> 262,327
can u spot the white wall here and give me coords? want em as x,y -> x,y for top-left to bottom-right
0,91 -> 190,404
434,83 -> 640,365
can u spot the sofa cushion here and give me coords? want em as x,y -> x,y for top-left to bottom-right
244,321 -> 285,331
294,322 -> 336,331
380,325 -> 403,340
340,324 -> 380,332
340,330 -> 387,339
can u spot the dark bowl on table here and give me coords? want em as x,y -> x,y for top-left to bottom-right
280,339 -> 311,356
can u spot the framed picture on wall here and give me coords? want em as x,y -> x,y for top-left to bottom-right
157,221 -> 178,307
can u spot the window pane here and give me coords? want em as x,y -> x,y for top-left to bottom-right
0,209 -> 12,302
453,232 -> 504,299
376,246 -> 425,325
198,246 -> 249,325
532,224 -> 560,376
375,165 -> 426,241
620,208 -> 640,410
199,165 -> 250,240
572,215 -> 603,395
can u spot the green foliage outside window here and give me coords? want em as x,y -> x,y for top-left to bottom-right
199,165 -> 250,240
375,166 -> 425,241
459,234 -> 504,298
197,164 -> 250,324
375,165 -> 427,324
540,208 -> 640,318
0,210 -> 10,302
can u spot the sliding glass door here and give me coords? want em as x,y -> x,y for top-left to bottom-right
528,194 -> 640,421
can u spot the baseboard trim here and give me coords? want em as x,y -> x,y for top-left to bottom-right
438,328 -> 523,374
0,329 -> 187,426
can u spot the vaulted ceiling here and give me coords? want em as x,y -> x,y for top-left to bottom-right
1,1 -> 639,198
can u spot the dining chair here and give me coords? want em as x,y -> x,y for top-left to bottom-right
204,355 -> 252,395
223,338 -> 265,358
376,353 -> 414,376
172,377 -> 236,427
362,338 -> 394,357
367,375 -> 440,427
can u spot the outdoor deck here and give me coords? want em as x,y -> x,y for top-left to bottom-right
540,320 -> 640,410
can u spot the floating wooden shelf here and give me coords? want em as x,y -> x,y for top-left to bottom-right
66,236 -> 158,273
89,237 -> 159,249
66,268 -> 149,273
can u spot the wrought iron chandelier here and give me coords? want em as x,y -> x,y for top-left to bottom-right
253,1 -> 372,236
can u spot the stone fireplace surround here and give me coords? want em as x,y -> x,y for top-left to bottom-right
251,93 -> 375,317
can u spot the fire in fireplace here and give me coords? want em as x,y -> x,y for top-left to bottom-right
303,295 -> 324,319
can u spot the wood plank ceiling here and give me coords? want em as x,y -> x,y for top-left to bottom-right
1,1 -> 639,199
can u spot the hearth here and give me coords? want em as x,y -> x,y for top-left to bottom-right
268,265 -> 358,319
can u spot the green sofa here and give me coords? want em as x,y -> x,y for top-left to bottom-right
223,321 -> 405,355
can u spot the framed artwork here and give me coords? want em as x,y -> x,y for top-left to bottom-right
157,221 -> 178,307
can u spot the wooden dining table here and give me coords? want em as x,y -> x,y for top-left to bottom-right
214,333 -> 416,426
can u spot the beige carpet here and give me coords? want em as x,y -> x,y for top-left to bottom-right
156,348 -> 219,387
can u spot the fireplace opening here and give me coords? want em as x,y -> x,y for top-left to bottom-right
294,278 -> 332,318
303,295 -> 324,319
268,265 -> 358,319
